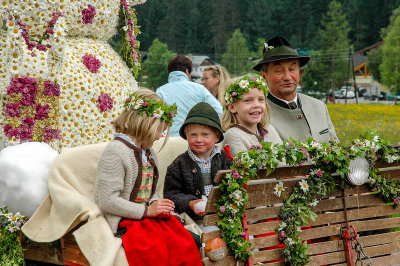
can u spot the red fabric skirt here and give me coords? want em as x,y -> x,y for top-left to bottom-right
118,216 -> 202,266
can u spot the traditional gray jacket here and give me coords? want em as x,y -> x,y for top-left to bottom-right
267,93 -> 336,143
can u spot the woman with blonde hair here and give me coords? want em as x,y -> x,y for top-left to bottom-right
201,64 -> 230,104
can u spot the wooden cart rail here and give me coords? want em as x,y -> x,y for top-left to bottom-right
201,161 -> 400,266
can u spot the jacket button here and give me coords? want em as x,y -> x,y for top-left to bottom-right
192,168 -> 198,174
195,190 -> 201,195
297,114 -> 303,119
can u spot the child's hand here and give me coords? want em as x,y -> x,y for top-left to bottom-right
189,199 -> 207,216
147,199 -> 175,218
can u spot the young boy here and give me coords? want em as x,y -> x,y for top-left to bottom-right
163,102 -> 232,221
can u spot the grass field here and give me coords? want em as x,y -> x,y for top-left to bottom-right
327,103 -> 400,145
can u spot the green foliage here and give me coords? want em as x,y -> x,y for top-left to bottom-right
380,6 -> 400,93
367,47 -> 383,82
317,1 -> 351,90
217,131 -> 400,264
0,207 -> 28,266
221,29 -> 252,76
141,38 -> 176,90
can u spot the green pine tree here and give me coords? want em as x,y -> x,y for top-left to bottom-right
222,29 -> 252,76
380,7 -> 400,95
317,1 -> 351,91
141,39 -> 176,90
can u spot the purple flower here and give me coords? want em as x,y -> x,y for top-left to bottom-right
82,5 -> 96,24
142,101 -> 148,107
35,104 -> 50,120
96,93 -> 114,112
36,44 -> 47,51
43,81 -> 61,97
278,230 -> 286,241
394,198 -> 399,207
316,170 -> 323,178
43,127 -> 62,143
232,169 -> 240,179
241,232 -> 247,239
219,206 -> 225,213
82,54 -> 101,73
169,111 -> 175,118
5,103 -> 20,117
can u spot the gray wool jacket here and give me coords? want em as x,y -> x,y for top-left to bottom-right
95,138 -> 160,233
267,93 -> 337,143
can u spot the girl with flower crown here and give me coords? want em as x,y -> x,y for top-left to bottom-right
221,74 -> 283,158
95,89 -> 202,266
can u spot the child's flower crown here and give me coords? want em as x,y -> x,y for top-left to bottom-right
124,93 -> 177,126
224,74 -> 269,106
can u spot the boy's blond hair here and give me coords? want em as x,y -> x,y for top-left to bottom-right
112,89 -> 170,149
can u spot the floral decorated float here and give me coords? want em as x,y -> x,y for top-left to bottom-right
0,0 -> 145,264
0,0 -> 144,151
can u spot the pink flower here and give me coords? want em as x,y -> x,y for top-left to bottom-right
96,93 -> 113,112
241,232 -> 247,238
82,54 -> 101,73
142,101 -> 148,107
324,160 -> 330,164
43,81 -> 61,97
232,169 -> 240,179
43,127 -> 62,143
278,230 -> 286,241
231,92 -> 238,97
250,76 -> 256,80
35,104 -> 50,120
316,170 -> 323,178
169,111 -> 175,118
219,206 -> 225,213
394,198 -> 399,207
256,144 -> 263,149
82,5 -> 96,24
5,103 -> 20,117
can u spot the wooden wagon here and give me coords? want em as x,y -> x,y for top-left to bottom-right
22,159 -> 400,266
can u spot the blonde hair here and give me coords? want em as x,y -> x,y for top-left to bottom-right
221,75 -> 270,130
112,89 -> 170,149
203,65 -> 230,104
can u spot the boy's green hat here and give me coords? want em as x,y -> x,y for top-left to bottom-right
179,102 -> 224,143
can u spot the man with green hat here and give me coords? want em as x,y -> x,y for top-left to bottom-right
164,102 -> 232,223
253,35 -> 337,143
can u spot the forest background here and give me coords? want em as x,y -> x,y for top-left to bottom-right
109,0 -> 400,92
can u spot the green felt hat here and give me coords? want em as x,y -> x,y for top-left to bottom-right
253,35 -> 310,71
179,102 -> 224,143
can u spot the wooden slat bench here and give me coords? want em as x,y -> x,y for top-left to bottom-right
201,161 -> 400,266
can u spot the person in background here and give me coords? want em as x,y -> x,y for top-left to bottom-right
95,89 -> 202,266
253,35 -> 337,143
201,65 -> 230,105
221,74 -> 283,158
156,55 -> 223,137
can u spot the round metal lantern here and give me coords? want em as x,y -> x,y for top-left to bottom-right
346,157 -> 370,186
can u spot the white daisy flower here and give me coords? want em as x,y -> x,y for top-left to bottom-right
133,99 -> 143,109
153,107 -> 164,118
274,182 -> 285,197
278,221 -> 287,231
309,199 -> 319,207
299,179 -> 309,192
286,237 -> 295,245
122,25 -> 129,31
373,135 -> 379,142
239,79 -> 249,89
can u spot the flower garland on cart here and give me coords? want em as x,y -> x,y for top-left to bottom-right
216,130 -> 400,264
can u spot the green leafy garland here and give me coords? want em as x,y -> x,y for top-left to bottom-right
120,1 -> 141,77
0,207 -> 28,265
216,130 -> 400,264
